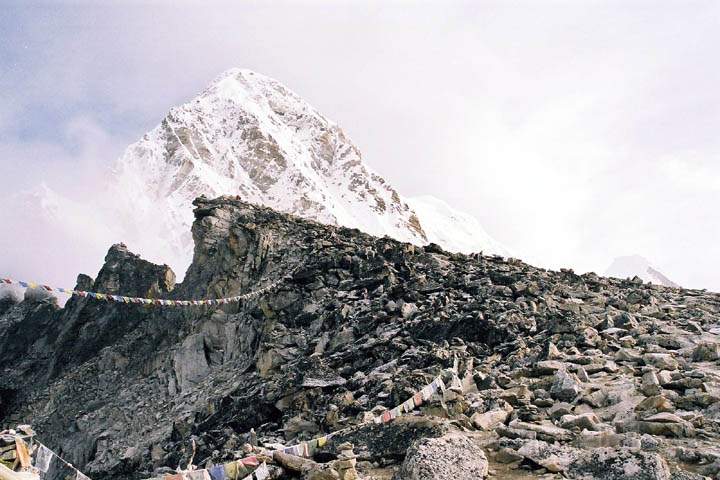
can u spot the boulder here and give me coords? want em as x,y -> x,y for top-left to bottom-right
471,409 -> 509,431
329,416 -> 450,462
560,412 -> 600,431
508,420 -> 574,442
567,447 -> 671,479
643,354 -> 678,371
550,370 -> 584,402
692,343 -> 720,362
517,440 -> 580,473
395,433 -> 489,480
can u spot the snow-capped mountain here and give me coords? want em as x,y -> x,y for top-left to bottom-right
2,68 -> 509,285
108,68 -> 508,274
605,255 -> 679,287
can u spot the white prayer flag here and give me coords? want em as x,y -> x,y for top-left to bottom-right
34,444 -> 53,473
255,462 -> 270,480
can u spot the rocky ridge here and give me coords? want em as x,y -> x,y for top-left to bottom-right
0,196 -> 719,480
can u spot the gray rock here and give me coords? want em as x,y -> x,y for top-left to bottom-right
641,370 -> 662,396
395,433 -> 489,479
471,409 -> 509,431
508,420 -> 574,442
550,369 -> 584,402
517,440 -> 580,473
692,342 -> 720,362
643,353 -> 679,371
560,412 -> 600,431
567,447 -> 671,479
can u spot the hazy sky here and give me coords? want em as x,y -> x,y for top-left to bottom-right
1,1 -> 718,291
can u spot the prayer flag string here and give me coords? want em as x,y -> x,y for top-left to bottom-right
0,266 -> 301,308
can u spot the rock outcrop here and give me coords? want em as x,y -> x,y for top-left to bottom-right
0,196 -> 719,480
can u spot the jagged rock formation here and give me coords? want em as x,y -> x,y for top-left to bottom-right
0,197 -> 719,480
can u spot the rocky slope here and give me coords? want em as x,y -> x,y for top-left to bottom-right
0,197 -> 719,480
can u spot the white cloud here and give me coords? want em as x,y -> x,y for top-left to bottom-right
660,157 -> 720,192
1,1 -> 719,291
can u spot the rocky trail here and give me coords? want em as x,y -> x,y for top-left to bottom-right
0,196 -> 719,479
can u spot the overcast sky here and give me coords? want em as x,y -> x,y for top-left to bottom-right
1,1 -> 718,291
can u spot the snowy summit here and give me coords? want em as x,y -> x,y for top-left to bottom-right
109,68 -> 509,273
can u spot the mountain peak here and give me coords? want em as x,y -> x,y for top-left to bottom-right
605,255 -> 679,287
6,69 -> 509,286
105,68 -> 510,276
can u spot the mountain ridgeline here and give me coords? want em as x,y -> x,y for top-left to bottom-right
0,197 -> 719,479
5,68 -> 508,293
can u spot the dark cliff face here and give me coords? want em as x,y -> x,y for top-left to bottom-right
0,196 -> 718,480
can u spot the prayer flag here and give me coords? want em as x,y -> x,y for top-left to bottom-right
255,462 -> 270,480
240,456 -> 258,467
186,470 -> 211,480
35,444 -> 53,472
42,457 -> 75,480
208,465 -> 226,480
223,461 -> 240,480
317,436 -> 327,448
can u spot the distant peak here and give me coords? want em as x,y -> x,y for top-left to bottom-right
605,255 -> 679,288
